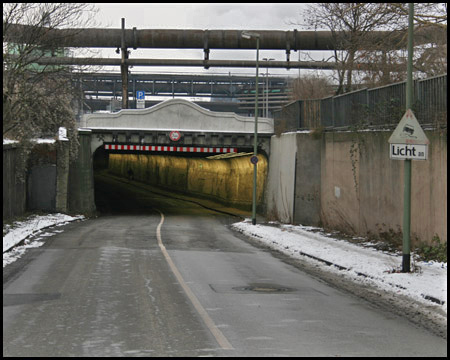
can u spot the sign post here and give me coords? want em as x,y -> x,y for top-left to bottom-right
388,3 -> 430,273
242,31 -> 260,226
388,109 -> 429,273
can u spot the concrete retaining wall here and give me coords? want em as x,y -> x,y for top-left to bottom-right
68,130 -> 96,216
108,153 -> 268,211
265,133 -> 297,222
294,132 -> 322,226
266,129 -> 447,245
3,130 -> 96,221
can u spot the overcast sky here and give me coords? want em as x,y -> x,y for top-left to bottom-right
90,3 -> 329,77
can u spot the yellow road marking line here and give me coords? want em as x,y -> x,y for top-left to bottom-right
155,209 -> 234,350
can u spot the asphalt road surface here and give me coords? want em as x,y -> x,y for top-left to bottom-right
3,173 -> 447,357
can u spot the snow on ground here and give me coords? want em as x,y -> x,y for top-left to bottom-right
231,219 -> 447,313
3,213 -> 84,267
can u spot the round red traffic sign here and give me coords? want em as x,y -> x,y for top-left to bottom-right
169,131 -> 181,141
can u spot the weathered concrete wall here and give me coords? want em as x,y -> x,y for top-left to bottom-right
108,153 -> 268,211
4,131 -> 96,220
27,164 -> 56,211
26,143 -> 58,212
3,144 -> 26,220
265,133 -> 297,222
68,130 -> 96,216
320,132 -> 361,234
266,129 -> 447,245
294,133 -> 321,226
320,130 -> 447,245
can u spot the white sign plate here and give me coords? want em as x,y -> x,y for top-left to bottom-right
390,143 -> 428,160
388,109 -> 429,145
137,100 -> 145,109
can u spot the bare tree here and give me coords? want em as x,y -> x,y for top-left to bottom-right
355,3 -> 447,83
3,3 -> 98,180
290,73 -> 334,100
402,3 -> 447,78
301,3 -> 405,94
300,3 -> 447,92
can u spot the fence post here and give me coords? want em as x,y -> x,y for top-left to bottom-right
332,96 -> 335,127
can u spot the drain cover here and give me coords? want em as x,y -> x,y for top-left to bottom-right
232,283 -> 295,293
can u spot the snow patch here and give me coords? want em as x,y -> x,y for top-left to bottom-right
231,219 -> 447,313
3,213 -> 85,254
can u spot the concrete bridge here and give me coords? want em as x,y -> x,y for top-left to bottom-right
82,99 -> 274,157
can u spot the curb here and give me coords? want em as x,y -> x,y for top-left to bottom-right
291,249 -> 445,306
232,226 -> 446,307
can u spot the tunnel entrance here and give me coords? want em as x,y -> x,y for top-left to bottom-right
93,148 -> 268,215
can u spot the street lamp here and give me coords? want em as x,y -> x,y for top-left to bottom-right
242,31 -> 260,225
263,58 -> 274,118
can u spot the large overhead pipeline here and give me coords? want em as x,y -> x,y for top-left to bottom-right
13,56 -> 340,69
5,23 -> 427,51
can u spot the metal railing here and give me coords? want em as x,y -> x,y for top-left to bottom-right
275,74 -> 447,131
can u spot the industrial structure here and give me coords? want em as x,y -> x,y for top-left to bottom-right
75,72 -> 292,116
7,21 -> 441,111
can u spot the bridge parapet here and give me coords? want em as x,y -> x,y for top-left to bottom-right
82,98 -> 273,132
82,99 -> 274,155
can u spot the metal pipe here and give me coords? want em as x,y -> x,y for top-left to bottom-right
7,55 -> 396,70
6,24 -> 435,50
121,18 -> 129,109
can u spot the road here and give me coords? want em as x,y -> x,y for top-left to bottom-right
3,172 -> 447,357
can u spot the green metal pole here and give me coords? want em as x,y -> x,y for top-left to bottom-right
402,3 -> 414,272
252,37 -> 259,225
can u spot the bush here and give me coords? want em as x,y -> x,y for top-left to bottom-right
415,235 -> 447,263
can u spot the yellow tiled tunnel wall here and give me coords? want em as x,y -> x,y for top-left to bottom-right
108,153 -> 268,210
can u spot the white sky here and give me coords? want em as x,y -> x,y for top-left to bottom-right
87,3 -> 330,78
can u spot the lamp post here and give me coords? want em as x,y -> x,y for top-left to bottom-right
263,58 -> 274,118
242,31 -> 260,225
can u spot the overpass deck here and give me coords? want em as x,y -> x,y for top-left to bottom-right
83,99 -> 274,156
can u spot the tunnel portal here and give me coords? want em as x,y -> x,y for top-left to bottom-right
110,152 -> 267,211
93,148 -> 268,212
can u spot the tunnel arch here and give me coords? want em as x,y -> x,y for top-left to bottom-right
98,151 -> 268,211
